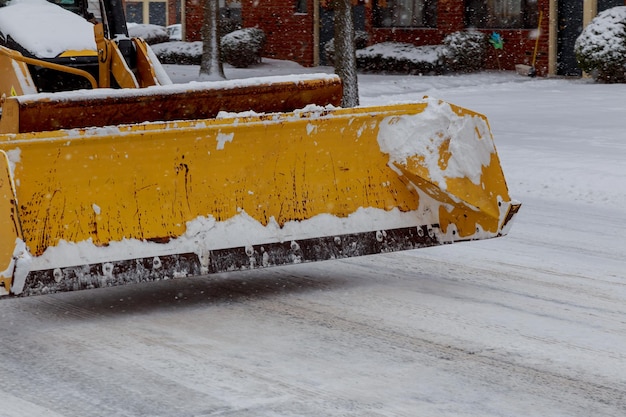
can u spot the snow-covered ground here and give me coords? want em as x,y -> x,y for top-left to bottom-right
1,60 -> 625,416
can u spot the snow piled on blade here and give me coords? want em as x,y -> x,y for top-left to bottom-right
0,0 -> 96,58
377,97 -> 495,188
14,73 -> 340,103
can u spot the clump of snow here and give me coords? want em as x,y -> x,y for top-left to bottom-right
4,147 -> 21,178
0,0 -> 96,58
0,238 -> 32,295
215,132 -> 234,150
377,97 -> 495,189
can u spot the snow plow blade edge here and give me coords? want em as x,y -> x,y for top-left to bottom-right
0,99 -> 520,297
0,75 -> 343,134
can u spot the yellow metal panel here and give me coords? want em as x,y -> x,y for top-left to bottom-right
110,42 -> 140,88
57,50 -> 98,58
0,99 -> 20,134
132,38 -> 159,88
4,106 -> 426,257
0,46 -> 37,98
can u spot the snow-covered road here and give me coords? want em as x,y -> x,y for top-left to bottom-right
1,62 -> 625,416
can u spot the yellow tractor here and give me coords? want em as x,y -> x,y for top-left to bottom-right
0,0 -> 520,297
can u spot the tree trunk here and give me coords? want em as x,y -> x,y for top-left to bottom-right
333,0 -> 359,107
198,0 -> 225,80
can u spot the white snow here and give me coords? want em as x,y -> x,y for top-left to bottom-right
215,131 -> 234,150
0,238 -> 31,295
376,97 -> 495,188
0,0 -> 96,58
27,206 -> 441,273
575,6 -> 626,62
358,42 -> 442,64
127,22 -> 167,41
13,73 -> 340,103
4,147 -> 20,177
1,58 -> 626,415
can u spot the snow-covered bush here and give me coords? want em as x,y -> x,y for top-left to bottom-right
324,30 -> 369,66
127,23 -> 169,45
152,28 -> 266,67
575,6 -> 626,83
221,27 -> 266,68
151,41 -> 202,65
441,31 -> 487,73
356,42 -> 445,75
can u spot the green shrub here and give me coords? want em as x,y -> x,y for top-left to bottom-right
127,23 -> 170,45
575,6 -> 626,83
356,42 -> 445,75
441,31 -> 487,73
221,27 -> 266,68
151,28 -> 266,67
151,41 -> 202,65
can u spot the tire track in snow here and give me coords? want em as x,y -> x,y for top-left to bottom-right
2,252 -> 625,416
343,253 -> 626,330
248,294 -> 626,415
0,275 -> 407,416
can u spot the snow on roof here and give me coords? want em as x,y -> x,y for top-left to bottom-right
0,0 -> 96,58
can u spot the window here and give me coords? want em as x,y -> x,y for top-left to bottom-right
465,0 -> 538,29
373,0 -> 437,28
295,0 -> 307,14
148,1 -> 166,26
125,2 -> 143,24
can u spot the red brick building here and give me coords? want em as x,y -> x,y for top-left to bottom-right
183,0 -> 626,77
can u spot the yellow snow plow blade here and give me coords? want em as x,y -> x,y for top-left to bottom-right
0,98 -> 519,297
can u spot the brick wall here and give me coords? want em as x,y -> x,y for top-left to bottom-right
368,0 -> 550,76
437,0 -> 464,32
369,0 -> 464,46
475,0 -> 550,75
183,0 -> 553,75
241,0 -> 315,66
185,0 -> 204,40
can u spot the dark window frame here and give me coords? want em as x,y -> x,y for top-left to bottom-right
373,0 -> 438,28
295,0 -> 307,14
465,0 -> 538,29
